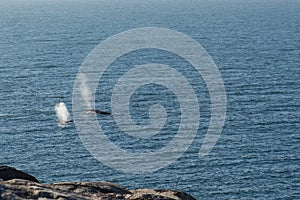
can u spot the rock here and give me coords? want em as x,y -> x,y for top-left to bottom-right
128,189 -> 196,200
0,179 -> 196,200
0,166 -> 39,183
0,166 -> 196,200
0,179 -> 130,199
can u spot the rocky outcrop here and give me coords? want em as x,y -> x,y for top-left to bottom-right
0,166 -> 196,200
128,189 -> 196,200
0,179 -> 196,200
0,166 -> 39,183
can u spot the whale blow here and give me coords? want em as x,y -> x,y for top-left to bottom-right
55,102 -> 72,124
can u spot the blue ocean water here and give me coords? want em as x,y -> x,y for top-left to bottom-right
0,0 -> 299,199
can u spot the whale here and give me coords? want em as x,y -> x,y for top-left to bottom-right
86,109 -> 111,115
59,119 -> 74,124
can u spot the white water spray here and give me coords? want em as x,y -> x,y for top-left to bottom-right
55,102 -> 71,124
76,73 -> 111,115
79,73 -> 92,110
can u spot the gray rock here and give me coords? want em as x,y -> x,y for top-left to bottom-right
128,189 -> 196,200
0,166 -> 196,200
0,179 -> 129,199
0,179 -> 196,200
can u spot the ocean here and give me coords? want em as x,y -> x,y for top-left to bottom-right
0,0 -> 299,199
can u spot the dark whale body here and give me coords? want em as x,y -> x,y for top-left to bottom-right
87,109 -> 111,115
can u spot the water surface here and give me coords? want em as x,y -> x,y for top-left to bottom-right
0,0 -> 299,199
